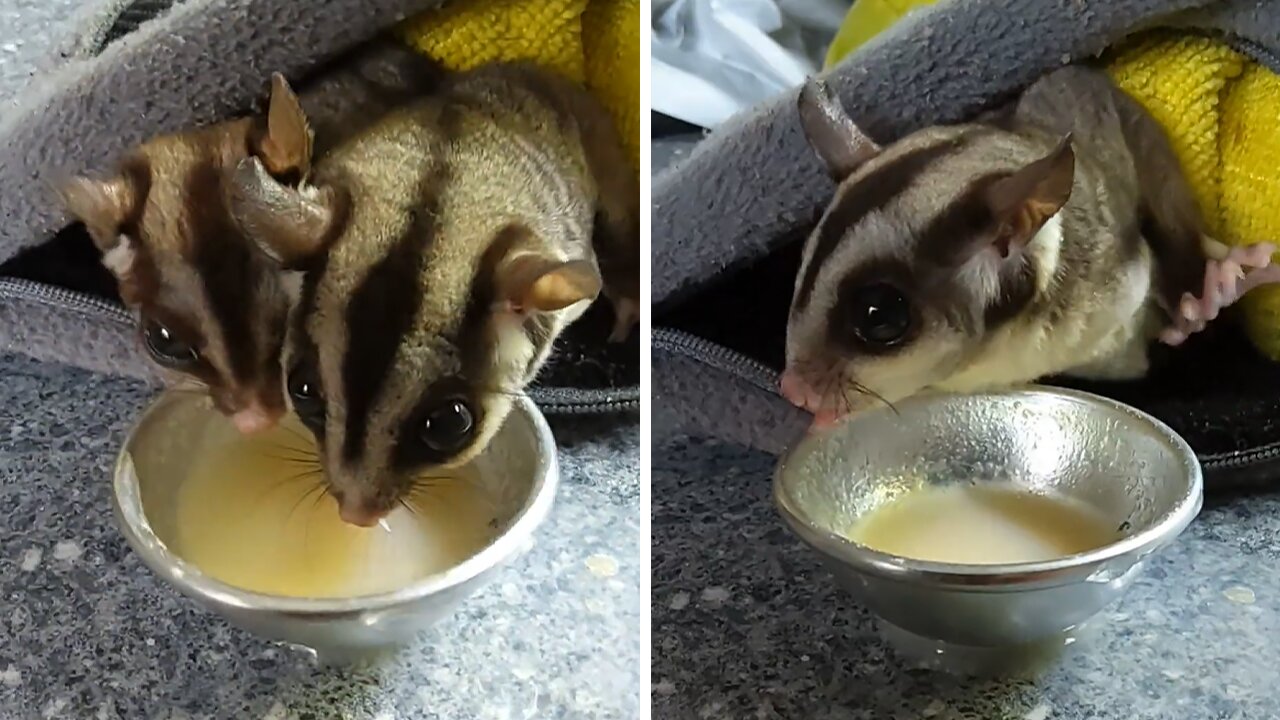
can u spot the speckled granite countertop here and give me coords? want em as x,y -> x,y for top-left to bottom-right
653,436 -> 1280,720
0,354 -> 640,719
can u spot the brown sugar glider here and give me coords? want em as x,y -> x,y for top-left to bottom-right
59,38 -> 442,434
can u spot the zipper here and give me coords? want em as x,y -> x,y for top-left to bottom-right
0,275 -> 636,413
655,325 -> 1280,473
1223,33 -> 1280,75
537,396 -> 641,414
0,277 -> 131,324
653,327 -> 779,394
1202,443 -> 1280,471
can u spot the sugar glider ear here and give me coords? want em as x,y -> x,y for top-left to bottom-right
252,73 -> 313,178
496,254 -> 602,314
499,256 -> 602,313
58,174 -> 142,253
485,223 -> 602,314
227,156 -> 338,269
984,134 -> 1075,257
797,77 -> 883,181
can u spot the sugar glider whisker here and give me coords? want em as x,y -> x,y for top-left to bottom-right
229,62 -> 638,526
780,67 -> 1280,427
59,38 -> 443,434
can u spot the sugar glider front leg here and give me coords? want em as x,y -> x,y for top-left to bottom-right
1160,238 -> 1280,346
1107,77 -> 1280,345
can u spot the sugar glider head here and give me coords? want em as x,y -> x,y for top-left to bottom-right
59,74 -> 314,434
228,156 -> 601,526
780,78 -> 1076,426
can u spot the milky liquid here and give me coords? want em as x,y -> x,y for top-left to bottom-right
173,422 -> 498,598
848,485 -> 1119,564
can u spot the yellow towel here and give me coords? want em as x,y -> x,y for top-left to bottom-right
396,0 -> 640,176
828,1 -> 1280,359
824,0 -> 938,70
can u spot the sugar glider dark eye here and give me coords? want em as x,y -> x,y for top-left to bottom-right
287,363 -> 325,432
420,398 -> 475,454
845,283 -> 912,347
142,320 -> 199,367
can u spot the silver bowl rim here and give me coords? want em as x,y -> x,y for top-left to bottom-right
111,389 -> 559,615
773,386 -> 1204,587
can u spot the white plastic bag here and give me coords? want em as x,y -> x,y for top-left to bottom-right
651,0 -> 851,129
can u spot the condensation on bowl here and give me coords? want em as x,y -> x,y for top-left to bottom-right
112,390 -> 559,662
780,389 -> 1190,545
774,386 -> 1203,656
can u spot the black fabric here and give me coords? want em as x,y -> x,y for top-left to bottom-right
653,112 -> 705,137
0,227 -> 119,301
98,0 -> 185,51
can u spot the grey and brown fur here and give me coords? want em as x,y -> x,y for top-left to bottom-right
228,61 -> 638,525
57,37 -> 443,433
781,65 -> 1261,424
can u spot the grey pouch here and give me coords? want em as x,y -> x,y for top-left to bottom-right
0,0 -> 638,416
652,0 -> 1280,487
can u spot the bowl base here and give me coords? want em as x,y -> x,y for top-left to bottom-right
877,615 -> 1107,678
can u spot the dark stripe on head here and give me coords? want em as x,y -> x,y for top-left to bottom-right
794,139 -> 963,312
916,172 -> 1037,329
381,222 -> 541,475
184,160 -> 257,384
915,173 -> 1000,267
340,205 -> 433,463
380,201 -> 506,479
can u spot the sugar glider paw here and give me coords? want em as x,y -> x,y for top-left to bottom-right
1161,242 -> 1280,346
607,297 -> 639,343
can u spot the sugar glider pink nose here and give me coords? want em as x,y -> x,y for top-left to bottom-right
811,409 -> 843,430
337,500 -> 385,528
231,402 -> 279,434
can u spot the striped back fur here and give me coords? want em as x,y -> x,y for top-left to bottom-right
59,38 -> 444,434
231,64 -> 609,524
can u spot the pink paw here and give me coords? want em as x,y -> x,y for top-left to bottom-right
1161,242 -> 1280,346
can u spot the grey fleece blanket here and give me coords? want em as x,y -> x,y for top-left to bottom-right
0,0 -> 444,380
652,0 -> 1280,454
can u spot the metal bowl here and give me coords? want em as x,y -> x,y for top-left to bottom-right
773,386 -> 1202,668
112,390 -> 558,663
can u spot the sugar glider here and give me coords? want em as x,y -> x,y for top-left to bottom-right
59,38 -> 442,433
780,65 -> 1280,427
227,62 -> 639,525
